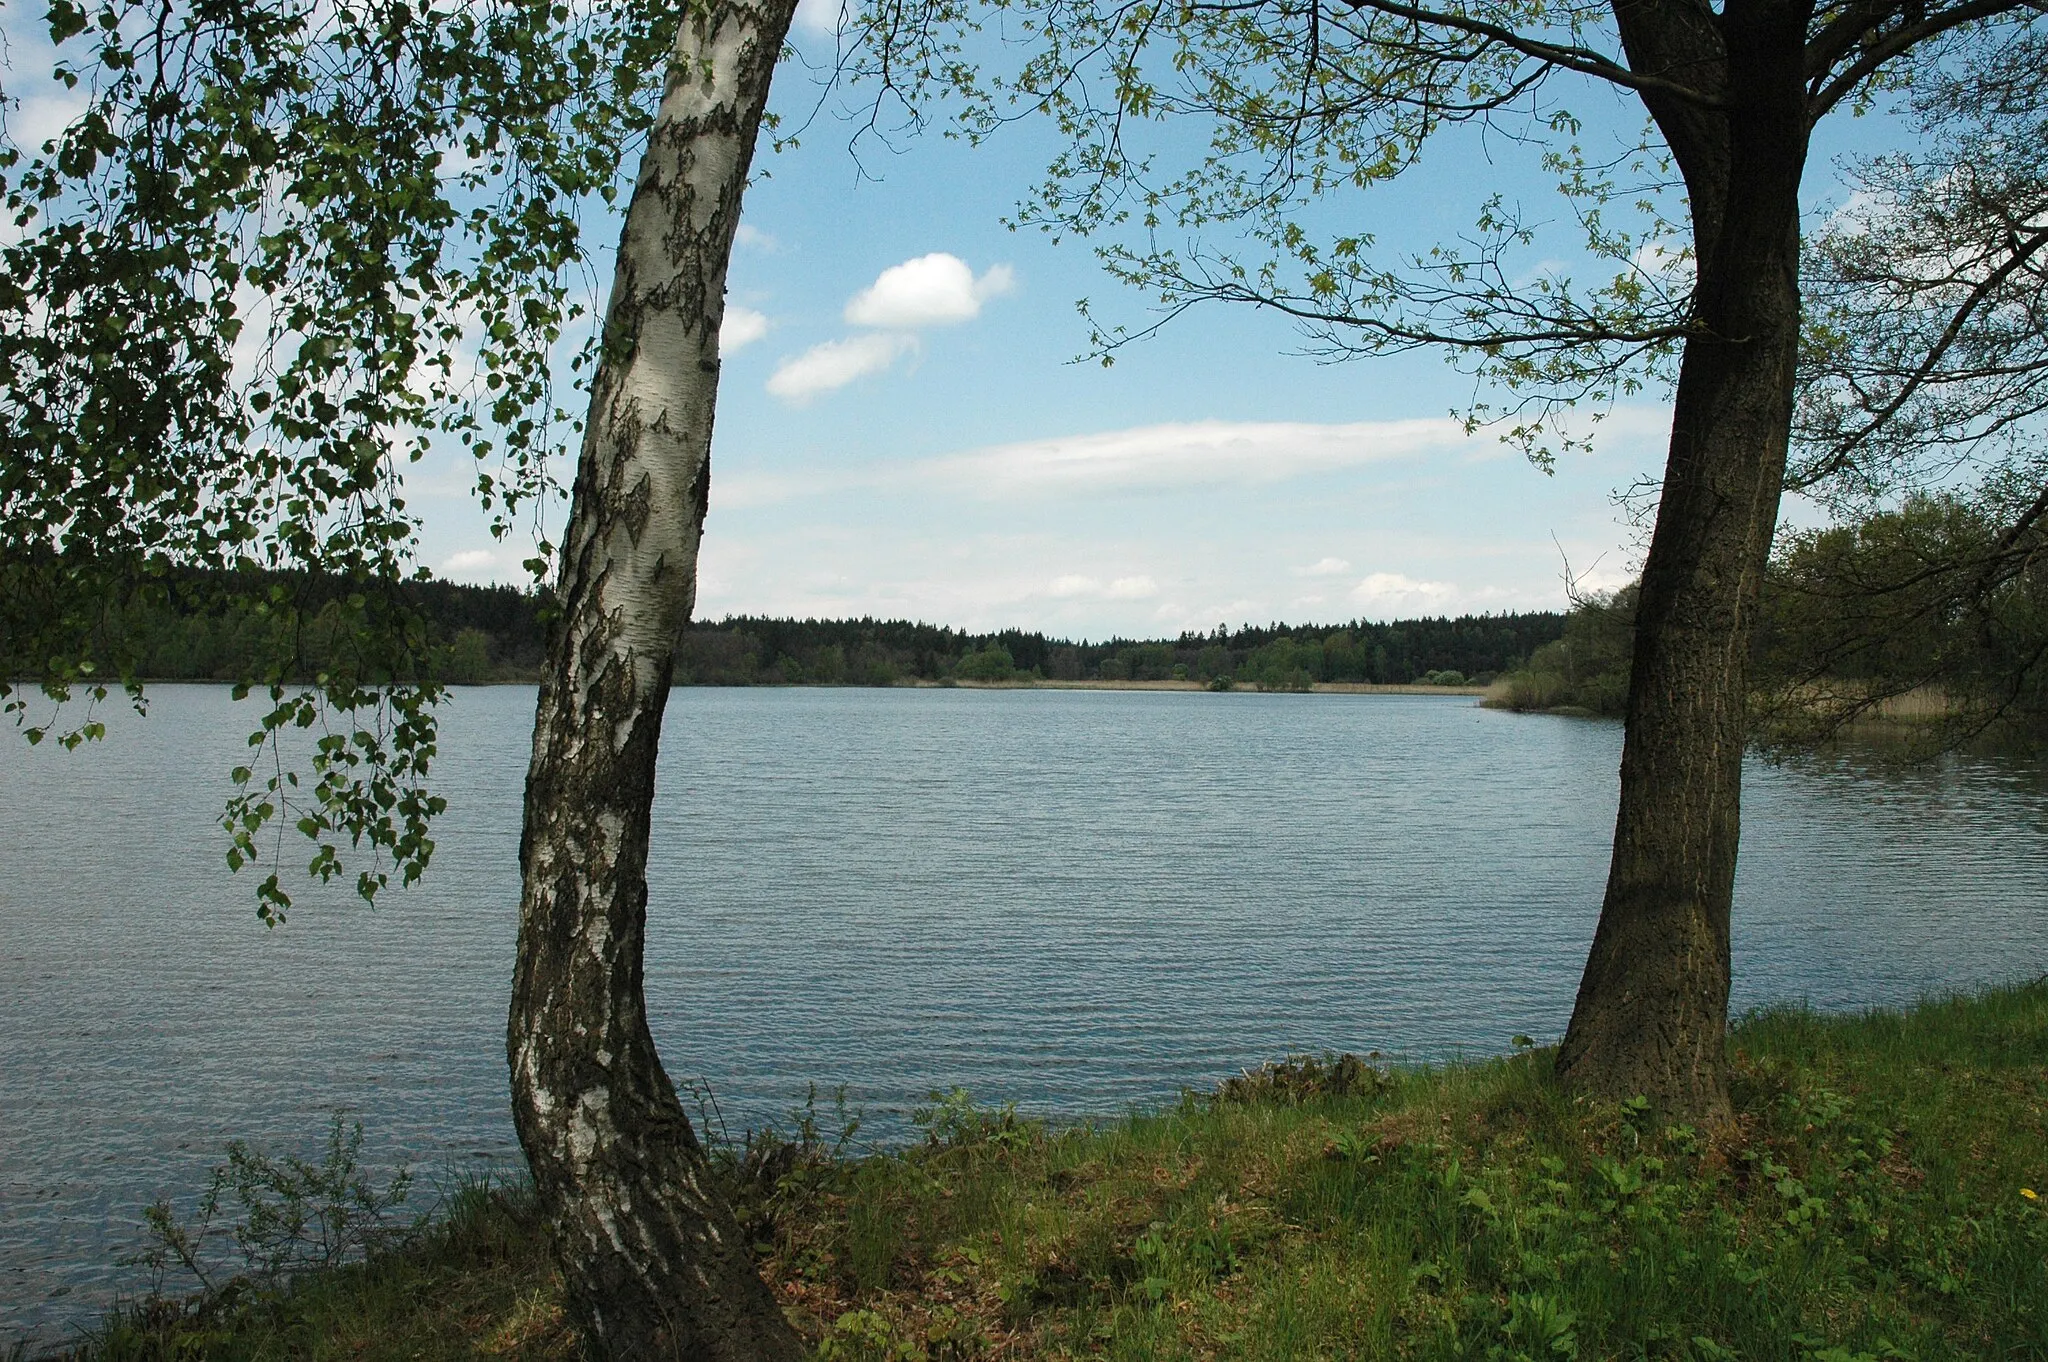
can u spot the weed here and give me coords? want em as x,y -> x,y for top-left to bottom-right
60,979 -> 2048,1360
126,1112 -> 412,1298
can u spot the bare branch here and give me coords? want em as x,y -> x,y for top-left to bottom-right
1798,225 -> 2048,482
1807,0 -> 2034,121
1333,0 -> 1729,106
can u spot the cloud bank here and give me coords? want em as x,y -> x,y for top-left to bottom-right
922,417 -> 1467,496
716,415 -> 1476,508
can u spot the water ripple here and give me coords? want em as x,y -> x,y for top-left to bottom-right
2,685 -> 2043,1344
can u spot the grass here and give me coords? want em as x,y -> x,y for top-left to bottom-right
61,980 -> 2048,1360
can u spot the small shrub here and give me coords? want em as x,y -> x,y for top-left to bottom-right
955,647 -> 1015,682
130,1113 -> 413,1297
1215,1052 -> 1389,1105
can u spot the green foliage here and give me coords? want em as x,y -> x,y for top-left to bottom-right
2,0 -> 676,914
26,590 -> 1567,693
913,1088 -> 1033,1152
677,613 -> 1564,688
1240,637 -> 1317,692
954,645 -> 1018,682
3,572 -> 546,687
87,1170 -> 567,1360
1493,496 -> 2048,742
1756,494 -> 2048,748
126,1114 -> 414,1301
78,981 -> 2048,1359
1487,586 -> 1635,716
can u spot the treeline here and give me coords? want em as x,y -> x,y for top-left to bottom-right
676,612 -> 1564,688
1,566 -> 547,688
7,566 -> 1568,689
1490,494 -> 2048,745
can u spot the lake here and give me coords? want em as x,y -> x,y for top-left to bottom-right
3,684 -> 2046,1346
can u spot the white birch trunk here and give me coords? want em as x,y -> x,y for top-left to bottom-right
509,0 -> 802,1354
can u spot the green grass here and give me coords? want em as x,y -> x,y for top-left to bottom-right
68,980 -> 2048,1360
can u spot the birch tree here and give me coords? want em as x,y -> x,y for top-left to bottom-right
505,0 -> 808,1352
6,0 -> 806,1347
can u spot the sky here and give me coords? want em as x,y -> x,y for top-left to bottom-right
6,4 -> 1898,640
386,10 -> 1703,636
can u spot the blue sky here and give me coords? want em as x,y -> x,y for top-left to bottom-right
394,12 -> 1702,634
6,4 -> 1896,640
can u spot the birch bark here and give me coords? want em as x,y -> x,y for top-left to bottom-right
508,0 -> 803,1353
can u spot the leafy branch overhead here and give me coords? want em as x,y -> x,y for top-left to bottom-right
2,0 -> 677,915
1795,26 -> 2048,508
851,0 -> 2042,464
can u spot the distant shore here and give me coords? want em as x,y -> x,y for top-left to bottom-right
916,678 -> 1493,696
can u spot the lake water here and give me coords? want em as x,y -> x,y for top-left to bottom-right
3,684 -> 2046,1346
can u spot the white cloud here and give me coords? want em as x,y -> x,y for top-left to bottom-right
715,416 -> 1474,508
791,0 -> 846,36
845,254 -> 1015,329
1351,572 -> 1458,616
720,306 -> 769,354
440,548 -> 512,581
12,94 -> 88,155
754,254 -> 1011,405
733,224 -> 779,252
1044,574 -> 1159,601
766,333 -> 916,402
1294,556 -> 1351,577
925,417 -> 1465,497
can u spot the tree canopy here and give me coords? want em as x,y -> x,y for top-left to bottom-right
2,0 -> 674,913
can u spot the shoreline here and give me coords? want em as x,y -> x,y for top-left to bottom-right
922,678 -> 1491,695
89,676 -> 1496,696
60,978 -> 2048,1360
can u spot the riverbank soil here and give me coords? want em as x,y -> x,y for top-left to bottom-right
67,981 -> 2048,1359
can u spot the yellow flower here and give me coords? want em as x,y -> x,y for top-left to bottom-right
2023,1188 -> 2039,1201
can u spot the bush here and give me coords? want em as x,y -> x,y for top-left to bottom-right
1487,586 -> 1635,714
954,646 -> 1015,682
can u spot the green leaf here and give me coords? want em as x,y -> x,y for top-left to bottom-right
46,0 -> 88,42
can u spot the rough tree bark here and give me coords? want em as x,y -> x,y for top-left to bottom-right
507,0 -> 803,1354
1556,0 -> 1813,1123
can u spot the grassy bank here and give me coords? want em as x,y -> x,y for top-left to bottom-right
68,981 -> 2048,1360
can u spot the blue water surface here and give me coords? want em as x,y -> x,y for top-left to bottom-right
3,685 -> 2044,1345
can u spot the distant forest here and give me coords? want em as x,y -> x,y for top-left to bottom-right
16,571 -> 1567,689
675,612 -> 1564,688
